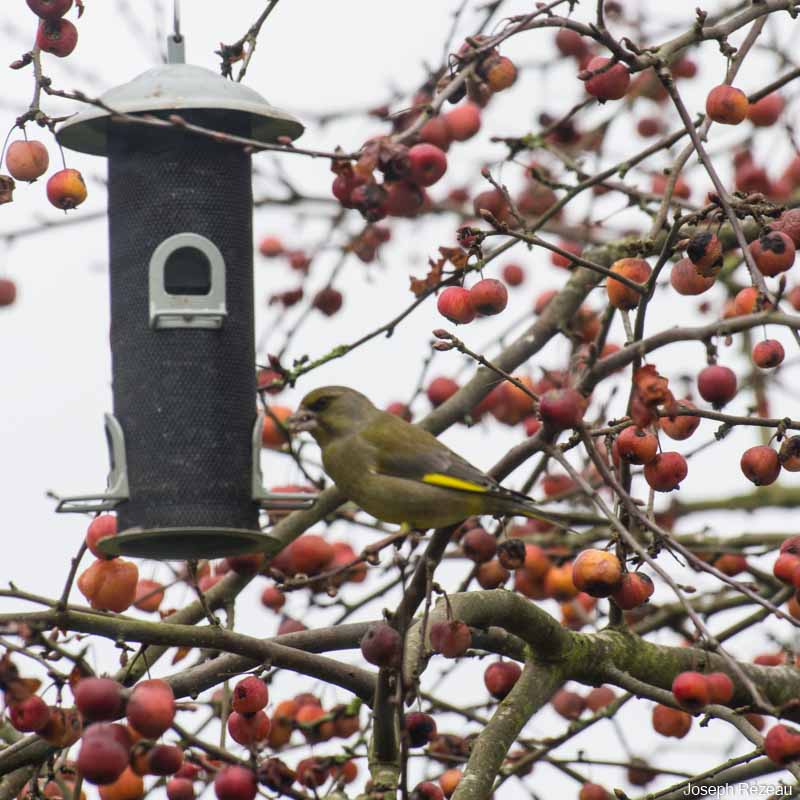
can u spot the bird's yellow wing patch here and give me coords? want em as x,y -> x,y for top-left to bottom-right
421,473 -> 489,493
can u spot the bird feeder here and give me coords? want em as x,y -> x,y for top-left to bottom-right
54,29 -> 313,560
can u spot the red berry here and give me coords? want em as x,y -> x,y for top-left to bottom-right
331,173 -> 365,208
285,533 -> 334,576
490,378 -> 536,425
754,652 -> 786,666
476,559 -> 510,589
214,766 -> 257,800
85,515 -> 117,559
752,339 -> 785,369
27,0 -> 73,19
419,117 -> 452,151
386,401 -> 412,421
774,551 -> 800,583
713,553 -> 747,576
74,677 -> 124,721
260,585 -> 285,611
780,438 -> 800,472
469,279 -> 508,316
5,140 -> 49,182
750,232 -> 796,276
462,527 -> 497,563
385,181 -> 424,217
427,377 -> 459,407
660,401 -> 701,441
46,167 -> 86,209
472,188 -> 508,220
705,672 -> 734,704
412,782 -> 445,800
652,704 -> 691,738
672,671 -> 709,710
429,620 -> 472,658
258,236 -> 283,257
443,103 -> 481,141
740,445 -> 781,486
697,365 -> 737,408
551,688 -> 586,720
9,695 -> 50,732
296,757 -> 329,789
360,623 -> 402,668
523,416 -> 542,436
501,263 -> 525,286
616,426 -> 658,465
227,710 -> 270,745
148,744 -> 184,776
497,539 -> 527,571
673,57 -> 697,79
551,240 -> 583,269
627,759 -> 657,787
765,724 -> 800,764
407,143 -> 448,187
706,85 -> 749,125
483,56 -> 517,92
584,57 -> 630,101
126,679 -> 175,739
611,572 -> 654,610
555,29 -> 589,59
579,783 -> 610,800
686,232 -> 723,274
36,18 -> 78,57
483,661 -> 521,700
287,251 -> 311,272
539,388 -> 585,431
769,209 -> 800,247
585,686 -> 616,712
332,759 -> 357,784
312,287 -> 343,316
77,558 -> 138,612
77,728 -> 129,785
166,778 -> 195,800
405,712 -> 437,748
437,286 -> 475,324
748,93 -> 784,127
606,258 -> 651,309
670,258 -> 715,296
0,278 -> 17,307
636,117 -> 662,138
231,676 -> 268,714
572,549 -> 623,598
644,452 -> 688,492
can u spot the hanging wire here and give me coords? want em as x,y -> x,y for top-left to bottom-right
173,0 -> 182,42
166,0 -> 185,63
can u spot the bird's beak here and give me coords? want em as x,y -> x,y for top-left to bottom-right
287,408 -> 317,434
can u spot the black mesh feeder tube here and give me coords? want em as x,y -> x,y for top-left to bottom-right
54,34 -> 312,560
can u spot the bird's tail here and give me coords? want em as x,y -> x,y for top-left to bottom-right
506,496 -> 605,530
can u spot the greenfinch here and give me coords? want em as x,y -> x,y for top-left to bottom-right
287,386 -> 598,530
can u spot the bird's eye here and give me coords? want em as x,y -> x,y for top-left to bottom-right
308,396 -> 331,413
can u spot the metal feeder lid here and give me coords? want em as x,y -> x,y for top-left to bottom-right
56,62 -> 304,156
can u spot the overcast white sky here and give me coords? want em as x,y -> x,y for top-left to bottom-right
2,1 -> 800,797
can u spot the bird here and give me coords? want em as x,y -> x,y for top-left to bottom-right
287,385 -> 599,531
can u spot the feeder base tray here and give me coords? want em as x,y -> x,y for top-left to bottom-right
97,526 -> 284,560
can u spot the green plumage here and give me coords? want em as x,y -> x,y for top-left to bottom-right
288,386 -> 597,530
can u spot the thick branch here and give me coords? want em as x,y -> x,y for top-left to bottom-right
451,660 -> 564,800
411,591 -> 800,720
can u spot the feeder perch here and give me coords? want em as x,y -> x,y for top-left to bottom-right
54,31 -> 314,560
